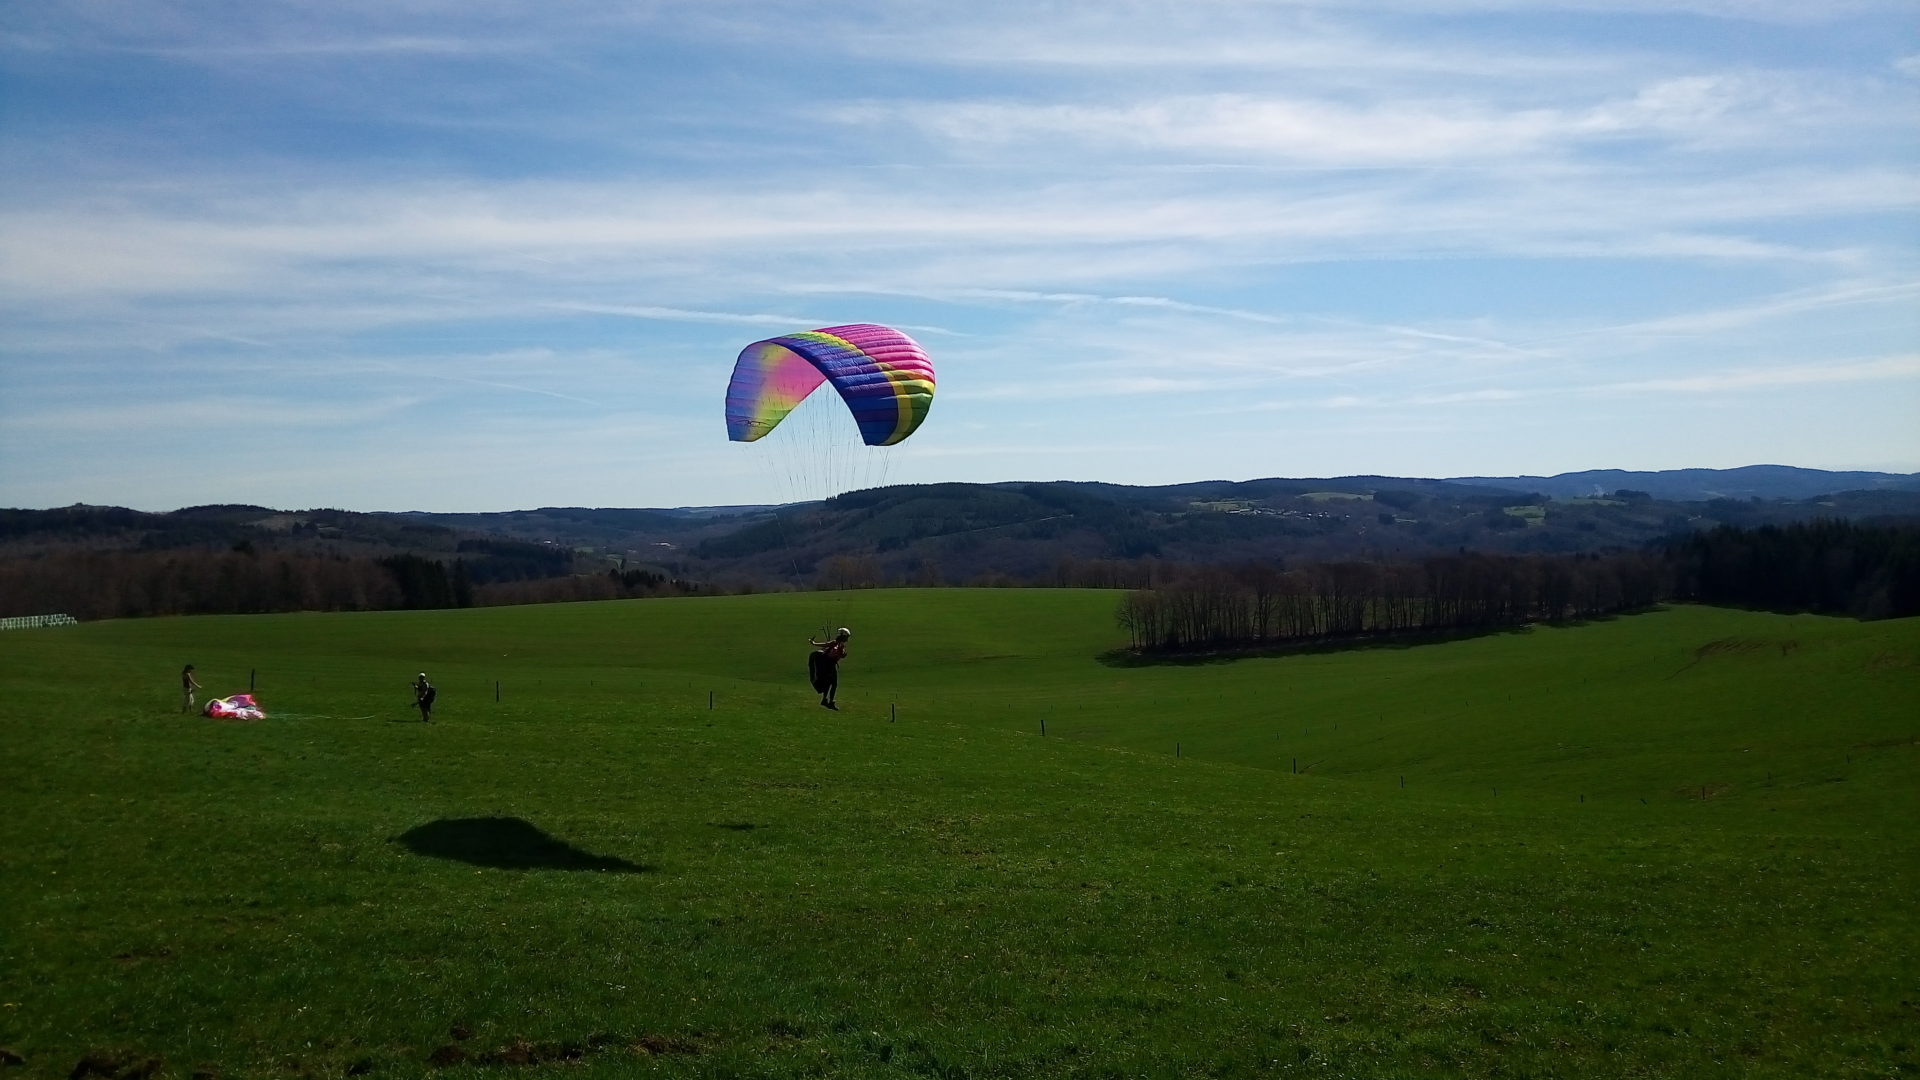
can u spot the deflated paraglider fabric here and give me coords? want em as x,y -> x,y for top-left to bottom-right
725,324 -> 935,447
204,694 -> 265,721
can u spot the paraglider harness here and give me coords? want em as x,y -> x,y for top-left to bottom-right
808,635 -> 846,694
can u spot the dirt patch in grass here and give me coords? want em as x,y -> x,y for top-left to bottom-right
1694,637 -> 1767,659
1675,781 -> 1732,801
633,1034 -> 703,1056
482,1040 -> 584,1067
1101,623 -> 1532,667
741,779 -> 820,791
68,1053 -> 162,1079
1669,636 -> 1788,677
765,1017 -> 807,1042
1856,734 -> 1918,749
426,1033 -> 700,1070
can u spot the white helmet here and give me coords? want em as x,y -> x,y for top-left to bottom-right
836,627 -> 851,639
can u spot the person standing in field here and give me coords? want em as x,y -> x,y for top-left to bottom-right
181,664 -> 201,713
808,628 -> 850,710
413,672 -> 436,723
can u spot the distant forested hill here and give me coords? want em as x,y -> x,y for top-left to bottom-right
688,476 -> 1920,588
1445,465 -> 1920,502
4,468 -> 1919,616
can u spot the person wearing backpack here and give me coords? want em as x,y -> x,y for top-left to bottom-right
807,628 -> 850,710
413,672 -> 437,722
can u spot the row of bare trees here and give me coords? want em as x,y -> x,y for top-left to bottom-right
20,522 -> 1895,628
0,550 -> 405,620
1116,551 -> 1667,651
0,549 -> 700,620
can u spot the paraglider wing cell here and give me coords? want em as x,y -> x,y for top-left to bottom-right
724,324 -> 935,446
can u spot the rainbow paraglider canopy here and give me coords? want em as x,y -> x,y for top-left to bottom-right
204,694 -> 265,721
724,324 -> 935,447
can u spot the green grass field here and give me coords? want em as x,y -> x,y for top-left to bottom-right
2,592 -> 1916,1078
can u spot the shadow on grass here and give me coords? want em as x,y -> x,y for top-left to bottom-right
1098,610 -> 1661,667
1098,626 -> 1529,667
395,817 -> 651,873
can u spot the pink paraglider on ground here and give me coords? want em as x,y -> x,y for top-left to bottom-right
203,694 -> 265,721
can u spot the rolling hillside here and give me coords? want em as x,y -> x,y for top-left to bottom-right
8,468 -> 1920,604
1,593 -> 1914,1077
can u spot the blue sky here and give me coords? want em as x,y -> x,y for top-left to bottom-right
2,0 -> 1916,511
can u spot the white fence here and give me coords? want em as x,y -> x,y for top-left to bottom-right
0,614 -> 78,631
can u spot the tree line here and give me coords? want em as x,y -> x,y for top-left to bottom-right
0,548 -> 699,620
1116,550 -> 1667,652
1112,519 -> 1920,653
2,519 -> 1909,626
1666,520 -> 1920,619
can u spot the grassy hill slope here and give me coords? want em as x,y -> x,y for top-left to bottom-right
1,593 -> 1915,1078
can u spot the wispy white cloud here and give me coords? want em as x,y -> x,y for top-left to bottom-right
2,393 -> 425,433
1534,279 -> 1920,343
796,0 -> 1907,77
7,156 -> 1908,322
548,302 -> 828,329
1279,354 -> 1920,411
116,35 -> 535,58
943,374 -> 1265,402
789,285 -> 1298,327
896,442 -> 1138,460
831,68 -> 1887,165
371,367 -> 605,408
1600,354 -> 1920,394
